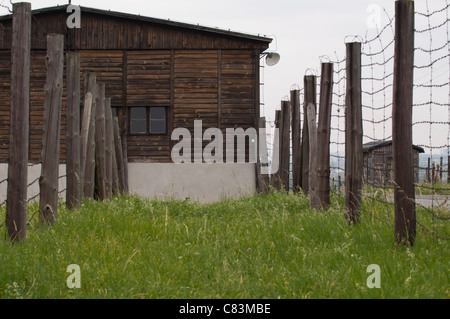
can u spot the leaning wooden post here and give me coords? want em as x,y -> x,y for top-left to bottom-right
39,34 -> 64,226
95,83 -> 107,201
66,52 -> 82,210
291,89 -> 301,192
317,62 -> 334,209
307,103 -> 320,211
105,98 -> 114,199
280,100 -> 291,192
82,73 -> 97,198
393,0 -> 416,246
345,42 -> 363,225
113,118 -> 126,193
5,2 -> 31,241
301,75 -> 317,195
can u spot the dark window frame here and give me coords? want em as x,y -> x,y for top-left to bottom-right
128,106 -> 168,136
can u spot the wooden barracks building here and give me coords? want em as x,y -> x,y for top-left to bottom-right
0,5 -> 272,202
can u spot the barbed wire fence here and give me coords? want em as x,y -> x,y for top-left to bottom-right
264,0 -> 449,241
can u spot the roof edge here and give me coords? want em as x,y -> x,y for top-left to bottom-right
0,4 -> 273,44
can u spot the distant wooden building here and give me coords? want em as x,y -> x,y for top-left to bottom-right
0,5 -> 272,202
363,140 -> 425,186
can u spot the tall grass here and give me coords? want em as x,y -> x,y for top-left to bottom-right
0,191 -> 448,299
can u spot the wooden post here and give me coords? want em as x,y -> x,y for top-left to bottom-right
345,42 -> 363,225
301,75 -> 317,195
291,89 -> 301,192
307,103 -> 320,210
426,158 -> 431,183
448,156 -> 450,184
39,34 -> 64,226
270,110 -> 282,189
393,0 -> 416,246
5,2 -> 31,241
113,118 -> 126,193
258,117 -> 270,194
280,100 -> 291,192
105,98 -> 113,199
66,52 -> 81,210
95,83 -> 107,201
82,73 -> 97,198
439,157 -> 443,182
119,111 -> 129,194
317,63 -> 334,209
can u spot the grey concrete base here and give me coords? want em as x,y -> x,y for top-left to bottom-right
0,164 -> 66,204
0,163 -> 256,204
128,163 -> 256,203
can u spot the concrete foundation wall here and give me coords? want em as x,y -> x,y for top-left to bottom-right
128,163 -> 256,203
0,163 -> 256,204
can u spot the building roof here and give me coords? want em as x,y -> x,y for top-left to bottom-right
363,140 -> 425,153
0,4 -> 273,44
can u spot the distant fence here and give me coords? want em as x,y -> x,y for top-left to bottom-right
261,0 -> 449,245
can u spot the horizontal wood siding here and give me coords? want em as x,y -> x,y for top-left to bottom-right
127,50 -> 172,163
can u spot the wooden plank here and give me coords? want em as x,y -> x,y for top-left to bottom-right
280,100 -> 290,192
307,103 -> 320,211
317,62 -> 334,209
39,34 -> 64,226
95,83 -> 107,201
345,42 -> 363,225
66,52 -> 82,210
113,117 -> 126,193
301,75 -> 317,195
291,89 -> 301,192
270,110 -> 282,189
393,0 -> 416,246
82,73 -> 97,198
6,3 -> 31,242
105,98 -> 114,199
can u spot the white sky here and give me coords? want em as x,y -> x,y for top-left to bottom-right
1,0 -> 449,155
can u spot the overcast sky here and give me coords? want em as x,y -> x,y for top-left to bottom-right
1,0 -> 449,154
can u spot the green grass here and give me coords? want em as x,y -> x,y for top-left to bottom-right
0,191 -> 448,299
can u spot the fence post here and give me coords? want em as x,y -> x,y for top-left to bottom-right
301,75 -> 317,195
258,117 -> 270,194
270,110 -> 282,189
113,118 -> 126,193
291,89 -> 301,192
393,0 -> 416,246
345,42 -> 363,225
39,34 -> 64,226
95,83 -> 107,201
5,2 -> 31,241
105,98 -> 114,199
66,52 -> 81,210
280,100 -> 291,192
82,73 -> 97,198
307,103 -> 320,210
317,62 -> 334,209
448,156 -> 450,184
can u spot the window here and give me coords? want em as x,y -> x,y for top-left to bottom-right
111,106 -> 118,119
129,107 -> 167,135
130,107 -> 147,134
150,107 -> 166,134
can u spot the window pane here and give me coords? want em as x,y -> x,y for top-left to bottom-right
150,120 -> 165,134
131,119 -> 146,134
111,107 -> 117,119
131,107 -> 146,119
150,107 -> 165,120
150,107 -> 166,134
130,107 -> 147,134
